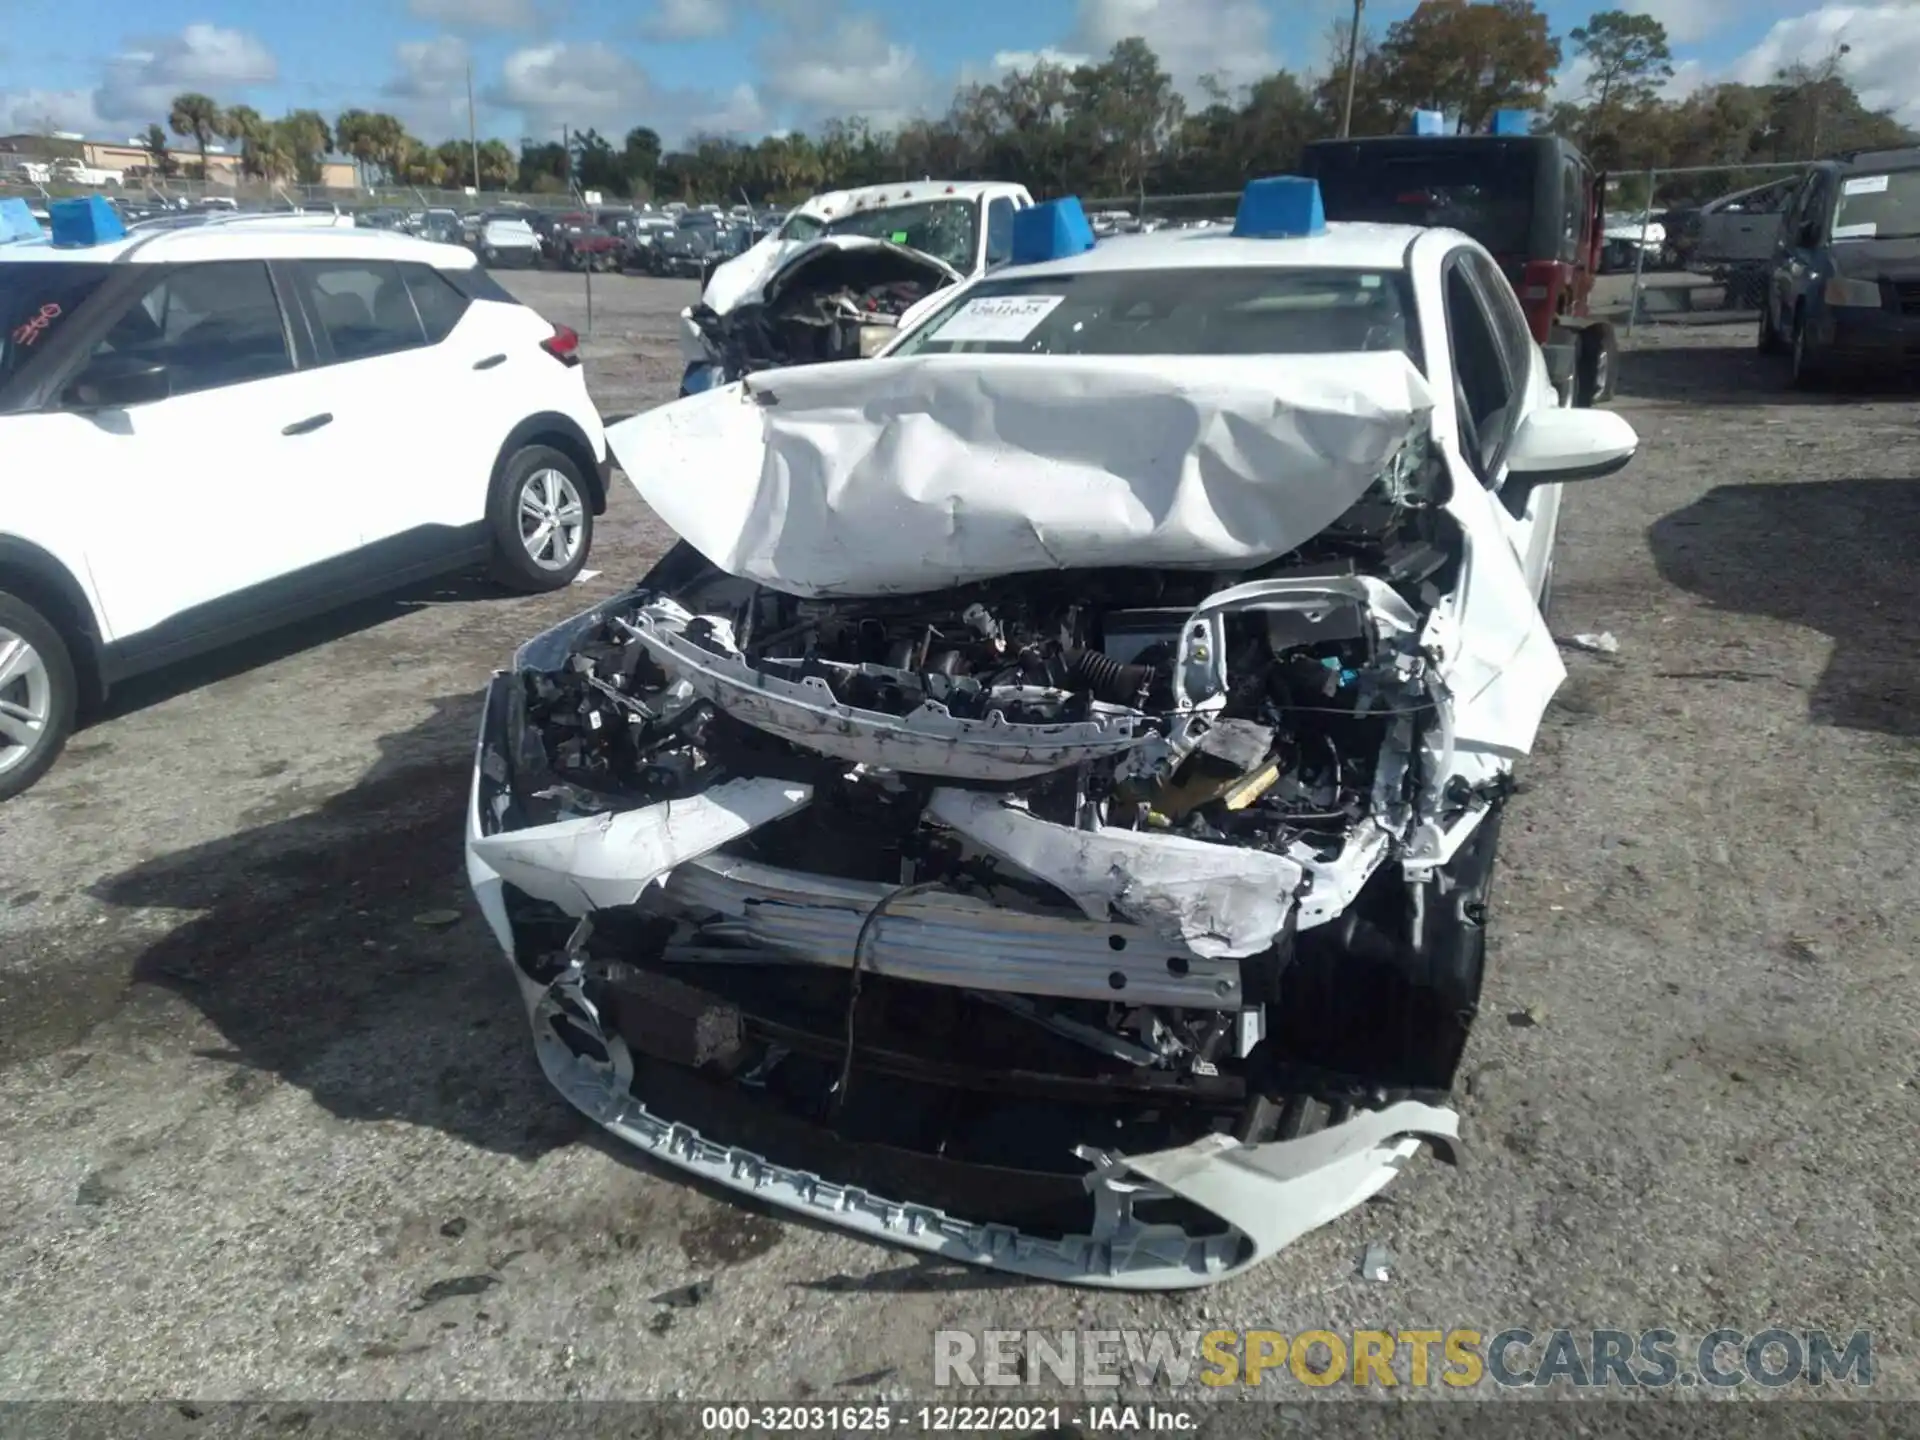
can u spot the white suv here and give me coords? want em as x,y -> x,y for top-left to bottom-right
0,212 -> 609,799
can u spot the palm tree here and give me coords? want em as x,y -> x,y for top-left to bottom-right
219,104 -> 268,179
278,110 -> 333,185
334,109 -> 384,187
476,138 -> 515,190
255,121 -> 298,185
168,91 -> 223,180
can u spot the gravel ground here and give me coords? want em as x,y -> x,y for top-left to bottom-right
1,272 -> 1915,1402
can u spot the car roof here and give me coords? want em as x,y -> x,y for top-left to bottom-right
1828,146 -> 1920,172
802,180 -> 1027,222
979,221 -> 1426,280
1,222 -> 482,268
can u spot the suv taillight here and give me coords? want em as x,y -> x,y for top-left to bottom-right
541,323 -> 581,366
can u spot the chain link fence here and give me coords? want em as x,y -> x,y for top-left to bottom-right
1608,161 -> 1815,337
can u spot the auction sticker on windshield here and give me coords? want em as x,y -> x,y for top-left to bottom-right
934,294 -> 1065,342
1842,174 -> 1889,195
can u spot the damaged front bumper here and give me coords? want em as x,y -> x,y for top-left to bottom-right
464,595 -> 1469,1287
466,691 -> 1459,1287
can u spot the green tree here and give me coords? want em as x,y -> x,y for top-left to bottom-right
167,91 -> 223,179
1377,0 -> 1561,133
570,128 -> 623,194
279,110 -> 334,185
435,139 -> 473,187
141,122 -> 178,179
623,126 -> 662,196
334,110 -> 382,185
218,104 -> 268,178
253,122 -> 298,184
1069,37 -> 1184,206
518,140 -> 569,193
476,138 -> 515,190
334,110 -> 411,185
1568,10 -> 1672,141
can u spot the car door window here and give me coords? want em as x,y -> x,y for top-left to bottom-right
400,262 -> 471,343
1443,260 -> 1517,483
1464,250 -> 1535,388
87,261 -> 292,397
1798,174 -> 1831,246
288,259 -> 426,363
986,197 -> 1016,267
1559,159 -> 1584,263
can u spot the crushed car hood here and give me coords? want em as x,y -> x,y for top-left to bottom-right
607,351 -> 1436,598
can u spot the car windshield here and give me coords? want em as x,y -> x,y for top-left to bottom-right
1313,149 -> 1537,256
823,199 -> 978,271
780,211 -> 825,242
1831,166 -> 1920,241
0,261 -> 111,389
890,266 -> 1419,362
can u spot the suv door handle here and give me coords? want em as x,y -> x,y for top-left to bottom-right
474,353 -> 507,370
282,413 -> 333,436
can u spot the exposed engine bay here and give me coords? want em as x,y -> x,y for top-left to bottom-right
686,240 -> 958,378
467,444 -> 1513,1284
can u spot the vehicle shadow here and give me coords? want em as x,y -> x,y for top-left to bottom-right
1615,341 -> 1919,407
91,571 -> 516,723
91,690 -> 589,1161
1648,477 -> 1920,736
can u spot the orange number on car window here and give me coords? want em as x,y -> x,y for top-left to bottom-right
11,301 -> 62,348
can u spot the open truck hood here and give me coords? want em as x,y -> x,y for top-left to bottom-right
702,232 -> 961,318
607,351 -> 1436,598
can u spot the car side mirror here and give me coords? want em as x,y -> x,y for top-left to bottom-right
64,354 -> 171,410
1506,405 -> 1637,484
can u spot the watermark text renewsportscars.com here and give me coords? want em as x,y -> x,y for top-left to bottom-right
933,1328 -> 1874,1390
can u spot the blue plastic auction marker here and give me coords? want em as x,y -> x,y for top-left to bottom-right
48,195 -> 126,248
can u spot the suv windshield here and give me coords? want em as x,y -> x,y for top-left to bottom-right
1,261 -> 111,389
1313,150 -> 1537,256
890,267 -> 1419,361
1831,166 -> 1920,241
824,199 -> 978,272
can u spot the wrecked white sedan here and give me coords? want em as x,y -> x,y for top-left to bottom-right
465,184 -> 1639,1288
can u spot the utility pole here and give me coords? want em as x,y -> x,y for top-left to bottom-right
467,62 -> 481,192
1339,0 -> 1365,139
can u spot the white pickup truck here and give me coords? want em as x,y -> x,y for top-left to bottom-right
679,179 -> 1034,393
49,159 -> 123,187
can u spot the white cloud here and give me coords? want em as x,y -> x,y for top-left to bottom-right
382,36 -> 476,137
486,39 -> 762,144
93,24 -> 278,125
957,46 -> 1093,86
1550,54 -> 1596,103
0,88 -> 110,137
408,0 -> 544,29
991,47 -> 1092,73
642,0 -> 732,41
759,12 -> 934,129
1662,58 -> 1709,99
1726,3 -> 1920,127
490,41 -> 651,135
1623,0 -> 1742,46
684,81 -> 769,134
1070,0 -> 1277,95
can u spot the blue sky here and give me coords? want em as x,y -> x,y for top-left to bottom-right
2,0 -> 1913,148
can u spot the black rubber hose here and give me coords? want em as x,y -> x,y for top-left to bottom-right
1059,648 -> 1157,705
